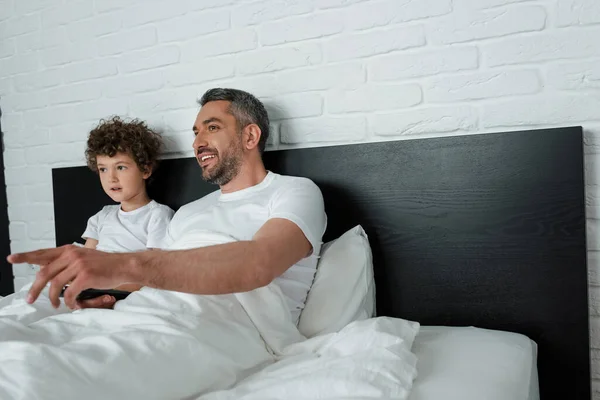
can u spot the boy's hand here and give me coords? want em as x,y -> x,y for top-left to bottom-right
77,295 -> 116,310
7,245 -> 136,310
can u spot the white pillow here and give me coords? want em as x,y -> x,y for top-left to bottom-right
298,225 -> 376,338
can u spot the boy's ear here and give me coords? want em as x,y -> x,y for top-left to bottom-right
143,165 -> 153,180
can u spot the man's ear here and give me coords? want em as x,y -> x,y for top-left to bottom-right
242,124 -> 262,151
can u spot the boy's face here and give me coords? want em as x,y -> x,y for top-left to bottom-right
96,152 -> 151,204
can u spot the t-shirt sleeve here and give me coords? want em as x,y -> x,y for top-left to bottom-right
268,178 -> 327,253
146,206 -> 175,249
82,209 -> 103,241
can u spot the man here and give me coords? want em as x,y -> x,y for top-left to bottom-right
8,88 -> 327,325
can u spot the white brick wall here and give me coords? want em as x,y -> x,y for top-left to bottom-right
1,0 -> 600,394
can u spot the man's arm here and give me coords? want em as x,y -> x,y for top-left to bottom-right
8,218 -> 311,309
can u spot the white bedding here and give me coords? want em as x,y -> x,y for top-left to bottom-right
408,326 -> 539,400
0,232 -> 421,400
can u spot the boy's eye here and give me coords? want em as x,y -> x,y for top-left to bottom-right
117,166 -> 127,171
98,168 -> 106,173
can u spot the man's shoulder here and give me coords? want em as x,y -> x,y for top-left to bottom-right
271,173 -> 320,191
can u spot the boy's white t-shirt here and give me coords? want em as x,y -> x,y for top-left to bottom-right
163,171 -> 327,324
83,200 -> 175,253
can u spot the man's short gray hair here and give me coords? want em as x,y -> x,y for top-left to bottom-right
198,88 -> 270,154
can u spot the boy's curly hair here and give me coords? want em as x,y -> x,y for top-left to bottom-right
85,116 -> 163,173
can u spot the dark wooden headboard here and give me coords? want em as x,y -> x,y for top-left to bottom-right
53,126 -> 589,400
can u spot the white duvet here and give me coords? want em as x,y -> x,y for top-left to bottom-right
0,233 -> 420,400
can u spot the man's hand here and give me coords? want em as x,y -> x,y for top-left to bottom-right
7,245 -> 137,310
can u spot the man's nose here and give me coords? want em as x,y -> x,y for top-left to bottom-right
193,132 -> 208,151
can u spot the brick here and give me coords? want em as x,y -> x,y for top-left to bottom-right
49,82 -> 104,106
28,99 -> 128,128
279,63 -> 365,93
66,13 -> 122,43
0,76 -> 10,96
1,113 -> 23,134
15,0 -> 54,14
592,349 -> 600,379
42,1 -> 93,28
27,221 -> 55,240
5,167 -> 51,186
326,25 -> 425,62
9,222 -> 27,242
161,133 -> 196,155
6,186 -> 27,205
345,0 -> 452,31
11,240 -> 55,254
7,92 -> 49,112
25,143 -> 85,165
14,68 -> 62,93
259,12 -> 343,46
162,107 -> 199,133
591,251 -> 600,286
168,56 -> 235,87
280,116 -> 367,144
4,13 -> 40,37
16,27 -> 66,52
118,45 -> 180,74
128,87 -> 201,115
0,38 -> 14,58
4,127 -> 50,149
27,184 -> 54,203
587,155 -> 600,186
328,84 -> 422,114
262,93 -> 323,120
591,317 -> 600,348
41,41 -> 96,67
13,277 -> 33,291
237,43 -> 322,76
103,70 -> 167,98
453,0 -> 537,10
49,121 -> 97,142
180,29 -> 257,60
3,149 -> 26,168
482,27 -> 600,66
97,26 -> 157,56
122,1 -> 192,28
558,0 -> 600,27
0,53 -> 39,76
316,0 -> 370,8
157,9 -> 229,43
483,94 -> 600,128
592,288 -> 600,316
547,60 -> 600,91
425,70 -> 541,103
232,0 -> 314,27
371,106 -> 478,136
62,59 -> 118,84
94,0 -> 139,13
428,5 -> 546,45
8,203 -> 54,222
370,46 -> 478,81
12,263 -> 38,278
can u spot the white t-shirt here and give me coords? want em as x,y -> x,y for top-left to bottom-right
82,200 -> 175,253
163,171 -> 327,324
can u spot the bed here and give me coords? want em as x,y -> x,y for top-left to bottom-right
51,126 -> 589,400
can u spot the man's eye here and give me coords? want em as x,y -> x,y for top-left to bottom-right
208,125 -> 218,132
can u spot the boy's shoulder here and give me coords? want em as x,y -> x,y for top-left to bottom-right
148,200 -> 175,217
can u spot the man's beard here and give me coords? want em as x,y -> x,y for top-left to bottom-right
201,139 -> 243,186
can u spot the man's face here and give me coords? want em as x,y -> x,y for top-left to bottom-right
192,100 -> 244,186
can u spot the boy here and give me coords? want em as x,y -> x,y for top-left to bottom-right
80,116 -> 174,296
0,116 -> 174,321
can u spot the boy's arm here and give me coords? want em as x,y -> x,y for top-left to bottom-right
84,238 -> 98,249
